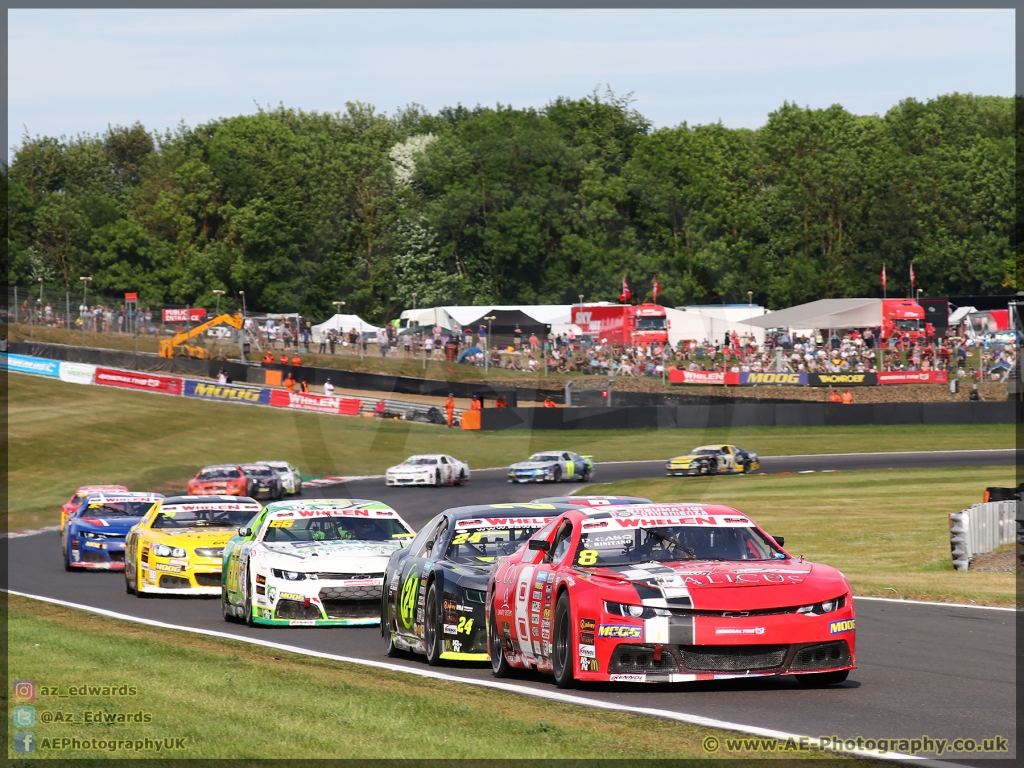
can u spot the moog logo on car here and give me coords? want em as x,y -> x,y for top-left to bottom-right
829,619 -> 856,634
598,624 -> 643,639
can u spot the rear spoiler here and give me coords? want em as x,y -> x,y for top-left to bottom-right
580,455 -> 594,460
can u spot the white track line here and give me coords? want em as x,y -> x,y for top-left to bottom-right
853,596 -> 1016,612
4,589 -> 974,767
1,525 -> 60,539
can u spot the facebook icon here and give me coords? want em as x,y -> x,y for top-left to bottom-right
13,731 -> 35,753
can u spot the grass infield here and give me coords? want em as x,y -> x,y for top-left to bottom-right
6,594 -> 869,761
6,373 -> 1012,532
587,466 -> 1016,607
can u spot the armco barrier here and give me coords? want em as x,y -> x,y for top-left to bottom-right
1,353 -> 61,377
58,361 -> 96,385
480,401 -> 1018,430
94,367 -> 184,395
949,500 -> 1018,570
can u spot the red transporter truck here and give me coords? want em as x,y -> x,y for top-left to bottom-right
572,303 -> 668,345
880,299 -> 934,341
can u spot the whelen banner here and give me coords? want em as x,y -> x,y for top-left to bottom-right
2,353 -> 60,377
94,367 -> 184,395
668,369 -> 740,385
739,372 -> 808,386
268,389 -> 362,415
877,371 -> 948,385
807,372 -> 878,387
183,379 -> 272,404
162,308 -> 207,323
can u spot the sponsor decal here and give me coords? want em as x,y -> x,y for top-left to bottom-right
829,619 -> 856,634
580,631 -> 595,645
532,590 -> 542,600
543,608 -> 551,620
2,354 -> 60,378
877,370 -> 948,385
580,657 -> 600,673
580,617 -> 596,631
155,563 -> 181,573
95,368 -> 183,395
809,372 -> 878,386
715,627 -> 765,635
280,592 -> 302,601
399,569 -> 419,629
444,624 -> 458,635
268,389 -> 361,416
578,644 -> 596,658
267,586 -> 277,601
443,599 -> 458,623
289,619 -> 317,626
162,308 -> 207,323
668,369 -> 740,385
598,624 -> 643,639
531,601 -> 540,612
531,614 -> 539,625
184,380 -> 271,405
58,361 -> 96,385
740,371 -> 808,385
546,572 -> 556,582
610,674 -> 646,682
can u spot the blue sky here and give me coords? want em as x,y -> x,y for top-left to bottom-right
7,8 -> 1014,159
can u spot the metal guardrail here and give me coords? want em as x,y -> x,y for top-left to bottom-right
949,500 -> 1018,570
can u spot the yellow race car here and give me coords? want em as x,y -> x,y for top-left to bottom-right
665,444 -> 761,476
125,495 -> 262,596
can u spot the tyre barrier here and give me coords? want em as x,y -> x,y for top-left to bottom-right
949,501 -> 1019,570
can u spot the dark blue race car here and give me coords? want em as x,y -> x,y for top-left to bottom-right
62,492 -> 163,571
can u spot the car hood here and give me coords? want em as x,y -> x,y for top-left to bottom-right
592,559 -> 848,612
387,464 -> 432,473
668,454 -> 702,463
70,517 -> 141,534
510,461 -> 556,470
143,528 -> 238,546
258,539 -> 405,565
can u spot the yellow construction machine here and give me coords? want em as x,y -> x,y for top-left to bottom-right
159,313 -> 244,359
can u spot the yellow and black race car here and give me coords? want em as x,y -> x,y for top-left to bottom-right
665,444 -> 760,476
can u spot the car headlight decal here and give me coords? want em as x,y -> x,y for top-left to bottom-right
796,596 -> 846,615
152,543 -> 187,558
604,601 -> 670,619
195,547 -> 224,558
272,568 -> 308,581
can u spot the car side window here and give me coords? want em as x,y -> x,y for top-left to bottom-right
425,516 -> 449,558
523,519 -> 559,564
407,517 -> 440,558
548,520 -> 574,565
562,453 -> 571,460
441,457 -> 449,464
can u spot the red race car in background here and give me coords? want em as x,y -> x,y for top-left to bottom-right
486,503 -> 855,688
61,485 -> 129,533
187,465 -> 248,497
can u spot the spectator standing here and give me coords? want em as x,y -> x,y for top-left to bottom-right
300,379 -> 309,393
478,323 -> 487,349
217,368 -> 228,384
513,324 -> 523,350
284,373 -> 296,391
827,390 -> 841,403
445,393 -> 455,428
318,333 -> 327,354
323,378 -> 335,396
528,332 -> 539,353
841,389 -> 853,404
292,354 -> 301,367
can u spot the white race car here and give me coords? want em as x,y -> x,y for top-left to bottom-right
256,460 -> 303,495
384,454 -> 470,487
221,498 -> 415,626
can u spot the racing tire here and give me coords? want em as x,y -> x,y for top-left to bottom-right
222,590 -> 236,623
243,568 -> 255,627
381,589 -> 402,657
740,461 -> 750,474
552,591 -> 575,688
553,466 -> 562,483
434,470 -> 441,487
63,540 -> 72,571
489,604 -> 512,678
795,670 -> 849,687
579,466 -> 591,483
708,460 -> 719,476
424,581 -> 443,666
456,471 -> 465,487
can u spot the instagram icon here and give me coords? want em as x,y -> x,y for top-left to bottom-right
12,680 -> 35,702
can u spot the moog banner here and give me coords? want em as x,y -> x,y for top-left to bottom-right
59,361 -> 97,385
183,379 -> 271,405
2,353 -> 60,377
739,372 -> 808,386
268,389 -> 362,416
95,367 -> 184,395
878,371 -> 948,385
669,369 -> 740,385
807,372 -> 878,387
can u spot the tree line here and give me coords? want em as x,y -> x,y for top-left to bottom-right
4,90 -> 1015,323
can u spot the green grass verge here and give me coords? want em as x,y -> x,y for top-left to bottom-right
6,373 -> 1012,532
6,595 -> 866,761
585,466 -> 1016,607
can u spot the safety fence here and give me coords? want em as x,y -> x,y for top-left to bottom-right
948,501 -> 1020,570
2,353 -> 460,425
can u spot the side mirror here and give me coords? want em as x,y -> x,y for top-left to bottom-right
528,539 -> 550,552
772,535 -> 785,547
238,527 -> 252,537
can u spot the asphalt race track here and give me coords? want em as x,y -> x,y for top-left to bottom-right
8,448 -> 1016,763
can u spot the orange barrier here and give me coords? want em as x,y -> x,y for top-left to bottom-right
265,369 -> 282,386
460,410 -> 481,430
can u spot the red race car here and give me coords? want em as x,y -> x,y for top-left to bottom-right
486,503 -> 855,688
61,485 -> 129,533
187,465 -> 248,497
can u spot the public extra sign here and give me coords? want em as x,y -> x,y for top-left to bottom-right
162,308 -> 207,323
94,367 -> 184,395
268,389 -> 362,416
668,369 -> 740,385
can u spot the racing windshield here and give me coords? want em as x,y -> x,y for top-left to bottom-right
693,449 -> 719,455
262,516 -> 411,542
241,467 -> 274,479
199,468 -> 240,480
445,522 -> 554,564
635,316 -> 667,330
79,501 -> 155,518
404,458 -> 438,466
529,454 -> 561,462
152,506 -> 257,529
574,523 -> 785,567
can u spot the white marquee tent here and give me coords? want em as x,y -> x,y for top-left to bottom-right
310,313 -> 382,341
738,299 -> 883,331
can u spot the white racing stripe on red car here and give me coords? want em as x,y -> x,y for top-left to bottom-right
4,589 -> 973,767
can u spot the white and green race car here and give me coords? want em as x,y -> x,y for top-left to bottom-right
507,450 -> 594,483
221,498 -> 415,627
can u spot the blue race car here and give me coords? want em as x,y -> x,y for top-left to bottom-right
507,451 -> 594,483
62,492 -> 163,571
